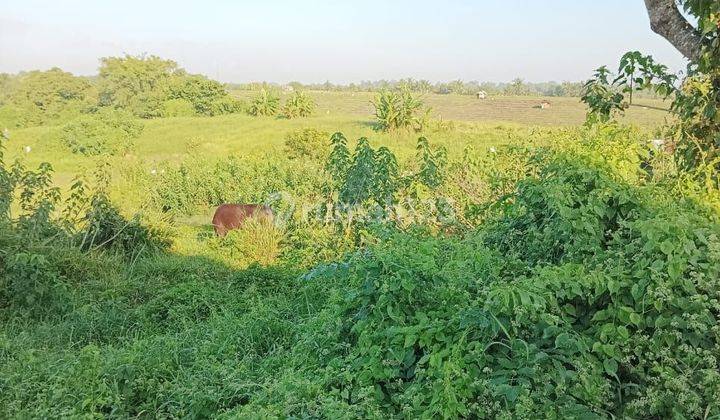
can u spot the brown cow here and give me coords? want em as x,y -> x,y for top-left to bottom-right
211,204 -> 274,237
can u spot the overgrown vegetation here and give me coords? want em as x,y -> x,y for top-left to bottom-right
60,108 -> 143,156
372,88 -> 431,132
2,20 -> 719,415
281,90 -> 315,118
2,123 -> 719,418
248,88 -> 281,116
284,127 -> 330,160
582,0 -> 719,187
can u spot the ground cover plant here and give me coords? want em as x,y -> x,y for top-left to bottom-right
1,28 -> 719,416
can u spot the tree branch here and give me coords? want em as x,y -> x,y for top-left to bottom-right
643,0 -> 703,62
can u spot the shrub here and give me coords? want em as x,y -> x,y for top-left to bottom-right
284,128 -> 329,160
281,91 -> 315,118
303,150 -> 720,418
78,193 -> 169,259
60,109 -> 143,156
161,98 -> 196,117
3,68 -> 95,127
372,88 -> 430,132
215,218 -> 283,266
248,89 -> 280,116
209,96 -> 245,116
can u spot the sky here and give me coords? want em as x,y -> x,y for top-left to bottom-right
0,0 -> 688,84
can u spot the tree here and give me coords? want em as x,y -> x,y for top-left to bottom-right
583,0 -> 719,179
643,0 -> 704,62
1,68 -> 94,127
97,55 -> 180,118
166,75 -> 229,116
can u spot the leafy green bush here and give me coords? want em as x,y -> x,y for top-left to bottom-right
60,109 -> 143,156
79,193 -> 169,259
248,89 -> 280,116
324,133 -> 447,231
281,91 -> 315,118
0,68 -> 95,127
97,55 -> 240,118
161,98 -> 196,117
372,88 -> 431,132
303,148 -> 720,418
284,127 -> 329,160
209,96 -> 245,116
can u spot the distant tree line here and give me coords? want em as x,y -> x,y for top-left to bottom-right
0,55 -> 244,128
229,78 -> 587,97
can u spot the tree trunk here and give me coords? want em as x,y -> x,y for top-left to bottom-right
643,0 -> 702,62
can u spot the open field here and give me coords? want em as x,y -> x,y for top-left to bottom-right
6,91 -> 672,185
3,65 -> 720,418
232,90 -> 673,126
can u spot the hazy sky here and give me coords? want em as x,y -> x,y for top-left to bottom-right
0,0 -> 688,84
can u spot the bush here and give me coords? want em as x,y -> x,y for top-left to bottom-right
213,218 -> 283,266
60,109 -> 143,156
161,98 -> 196,117
302,149 -> 720,418
209,96 -> 245,116
284,128 -> 329,160
372,88 -> 430,132
281,91 -> 315,118
79,193 -> 169,259
2,68 -> 95,127
248,89 -> 280,116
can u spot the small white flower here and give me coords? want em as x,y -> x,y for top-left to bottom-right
150,169 -> 157,175
489,147 -> 497,153
24,146 -> 31,153
650,139 -> 664,149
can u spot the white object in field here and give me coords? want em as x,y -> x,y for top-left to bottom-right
24,145 -> 31,153
1,128 -> 9,140
489,147 -> 497,153
476,91 -> 487,99
539,100 -> 551,109
151,169 -> 157,175
650,139 -> 665,149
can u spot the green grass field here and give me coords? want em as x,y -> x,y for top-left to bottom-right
6,92 -> 671,186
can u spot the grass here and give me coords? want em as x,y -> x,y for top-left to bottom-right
4,91 -> 671,192
233,90 -> 673,126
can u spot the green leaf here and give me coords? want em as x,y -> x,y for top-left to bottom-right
603,358 -> 618,375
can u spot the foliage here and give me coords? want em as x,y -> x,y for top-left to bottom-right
1,123 -> 720,418
581,66 -> 626,124
248,89 -> 281,116
60,109 -> 143,156
212,217 -> 283,266
161,98 -> 196,117
0,68 -> 95,127
147,153 -> 323,215
166,74 -> 240,116
324,133 -> 447,231
582,1 -> 720,184
281,91 -> 316,118
284,127 -> 330,160
97,54 -> 179,118
97,55 -> 241,118
372,88 -> 431,132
